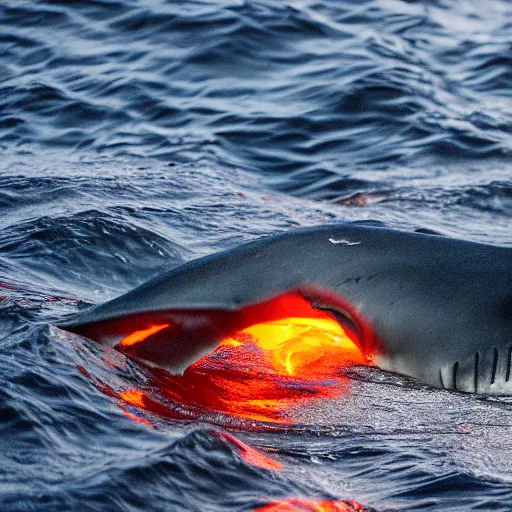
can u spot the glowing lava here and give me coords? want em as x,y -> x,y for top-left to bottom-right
119,323 -> 170,347
237,315 -> 365,378
116,293 -> 372,424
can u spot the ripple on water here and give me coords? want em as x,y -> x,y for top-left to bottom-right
1,0 -> 511,199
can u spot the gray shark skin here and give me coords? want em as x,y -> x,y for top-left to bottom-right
60,224 -> 512,394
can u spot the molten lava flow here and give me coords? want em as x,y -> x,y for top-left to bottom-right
116,293 -> 372,424
237,315 -> 365,378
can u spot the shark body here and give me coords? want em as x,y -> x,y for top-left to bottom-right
60,224 -> 512,394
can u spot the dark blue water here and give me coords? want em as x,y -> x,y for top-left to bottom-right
1,1 -> 511,510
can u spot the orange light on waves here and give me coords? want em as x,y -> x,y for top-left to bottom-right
119,389 -> 146,407
218,431 -> 283,470
254,498 -> 374,511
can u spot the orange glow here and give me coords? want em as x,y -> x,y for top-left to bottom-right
254,499 -> 373,511
119,323 -> 170,347
117,391 -> 154,425
119,389 -> 146,408
115,293 -> 373,424
235,315 -> 365,377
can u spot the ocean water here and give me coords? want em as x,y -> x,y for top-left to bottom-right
0,0 -> 511,510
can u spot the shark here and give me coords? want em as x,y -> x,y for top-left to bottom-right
59,224 -> 512,394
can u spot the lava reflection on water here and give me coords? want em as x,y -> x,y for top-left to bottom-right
254,498 -> 375,511
117,293 -> 372,424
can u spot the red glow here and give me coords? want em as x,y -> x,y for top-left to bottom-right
116,390 -> 283,469
218,431 -> 283,470
121,408 -> 153,426
115,293 -> 373,424
254,499 -> 373,512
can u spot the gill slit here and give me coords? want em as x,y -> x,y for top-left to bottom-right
491,348 -> 498,385
453,361 -> 459,391
506,346 -> 512,382
474,352 -> 479,392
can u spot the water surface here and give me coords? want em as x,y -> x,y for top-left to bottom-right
1,1 -> 511,510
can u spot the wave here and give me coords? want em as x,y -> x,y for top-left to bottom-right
1,1 -> 510,199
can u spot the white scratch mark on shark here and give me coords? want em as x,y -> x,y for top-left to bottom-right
328,238 -> 361,246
